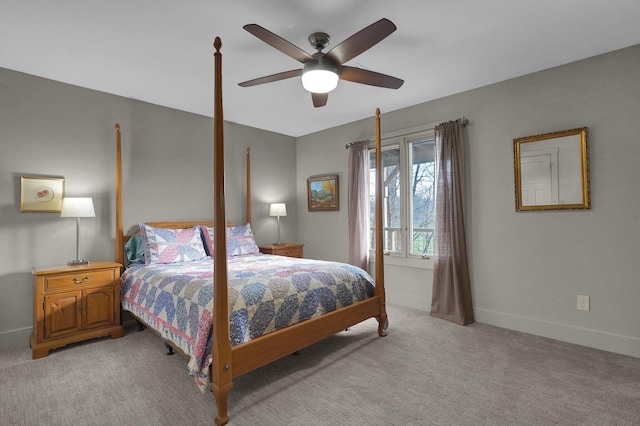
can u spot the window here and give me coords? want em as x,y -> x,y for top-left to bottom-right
369,132 -> 436,258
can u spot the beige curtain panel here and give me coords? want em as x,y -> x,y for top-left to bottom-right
347,140 -> 370,271
430,119 -> 474,325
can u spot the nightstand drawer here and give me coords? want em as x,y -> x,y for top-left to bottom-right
44,269 -> 116,291
259,243 -> 304,258
276,247 -> 303,258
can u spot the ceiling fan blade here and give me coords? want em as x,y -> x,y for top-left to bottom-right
339,66 -> 404,89
238,69 -> 302,87
312,92 -> 328,108
325,18 -> 396,65
244,24 -> 314,63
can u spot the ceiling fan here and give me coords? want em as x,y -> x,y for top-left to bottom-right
238,18 -> 404,107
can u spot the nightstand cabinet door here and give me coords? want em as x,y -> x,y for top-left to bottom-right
44,292 -> 82,339
84,286 -> 115,329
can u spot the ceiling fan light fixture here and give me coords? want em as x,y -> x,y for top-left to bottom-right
301,57 -> 339,93
301,69 -> 339,93
239,20 -> 403,105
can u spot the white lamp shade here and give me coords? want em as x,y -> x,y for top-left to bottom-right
301,69 -> 339,93
61,197 -> 95,218
269,203 -> 287,217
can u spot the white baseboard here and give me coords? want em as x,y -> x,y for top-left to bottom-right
384,297 -> 639,359
0,326 -> 32,351
386,290 -> 431,312
474,307 -> 640,359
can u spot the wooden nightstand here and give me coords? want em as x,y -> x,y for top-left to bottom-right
30,261 -> 123,359
259,243 -> 304,258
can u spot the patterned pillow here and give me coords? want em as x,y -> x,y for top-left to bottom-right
139,224 -> 208,264
226,224 -> 260,256
201,224 -> 260,257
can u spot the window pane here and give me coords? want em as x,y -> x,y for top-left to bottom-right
410,139 -> 436,255
369,146 -> 401,252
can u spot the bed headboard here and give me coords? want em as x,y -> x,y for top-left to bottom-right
114,121 -> 248,267
121,220 -> 237,244
122,220 -> 236,244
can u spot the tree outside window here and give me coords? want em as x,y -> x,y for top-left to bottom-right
369,136 -> 436,257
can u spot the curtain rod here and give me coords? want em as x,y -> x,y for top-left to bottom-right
345,117 -> 469,149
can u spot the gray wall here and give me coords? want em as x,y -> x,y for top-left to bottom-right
0,68 -> 296,349
3,44 -> 640,358
296,45 -> 640,358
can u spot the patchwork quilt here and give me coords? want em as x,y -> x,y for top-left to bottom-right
120,254 -> 375,391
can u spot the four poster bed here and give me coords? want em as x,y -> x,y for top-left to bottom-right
114,37 -> 388,425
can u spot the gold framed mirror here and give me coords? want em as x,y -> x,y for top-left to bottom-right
513,127 -> 590,211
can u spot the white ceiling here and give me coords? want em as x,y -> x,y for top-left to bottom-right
2,1 -> 640,137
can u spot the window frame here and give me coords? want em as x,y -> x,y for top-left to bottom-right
368,126 -> 436,269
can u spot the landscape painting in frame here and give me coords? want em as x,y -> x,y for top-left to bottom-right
20,176 -> 65,212
307,175 -> 339,211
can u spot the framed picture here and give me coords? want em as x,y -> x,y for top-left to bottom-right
20,176 -> 65,212
307,174 -> 339,211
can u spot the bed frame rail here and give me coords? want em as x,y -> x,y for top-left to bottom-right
231,296 -> 384,377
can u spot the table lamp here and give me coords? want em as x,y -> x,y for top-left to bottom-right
269,203 -> 287,246
61,197 -> 95,265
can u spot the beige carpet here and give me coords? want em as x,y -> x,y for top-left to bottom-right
1,305 -> 639,425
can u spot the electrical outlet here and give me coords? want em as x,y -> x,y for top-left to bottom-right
577,295 -> 590,311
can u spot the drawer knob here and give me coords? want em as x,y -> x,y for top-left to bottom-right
73,276 -> 90,284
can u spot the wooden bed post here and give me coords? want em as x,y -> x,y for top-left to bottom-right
246,147 -> 251,226
115,123 -> 124,268
211,37 -> 233,426
374,108 -> 388,337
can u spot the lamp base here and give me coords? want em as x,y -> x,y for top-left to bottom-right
273,242 -> 286,246
67,259 -> 90,266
